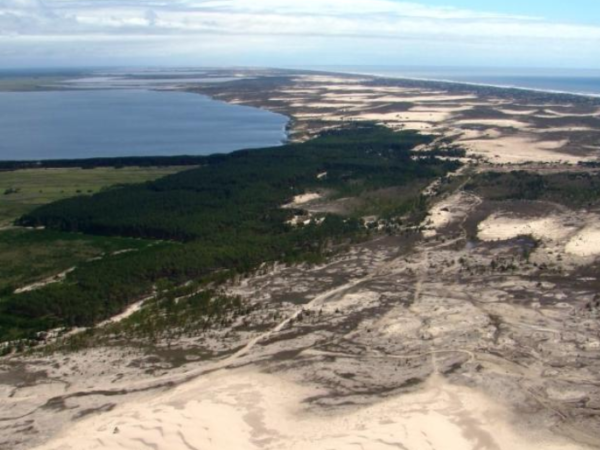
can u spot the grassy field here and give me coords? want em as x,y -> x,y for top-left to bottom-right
0,166 -> 190,226
0,228 -> 159,296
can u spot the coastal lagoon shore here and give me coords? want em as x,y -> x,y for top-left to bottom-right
2,68 -> 600,450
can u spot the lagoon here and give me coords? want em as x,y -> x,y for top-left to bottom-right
0,90 -> 288,160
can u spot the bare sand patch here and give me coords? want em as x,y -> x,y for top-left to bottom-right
457,119 -> 531,129
268,97 -> 306,102
537,127 -> 599,133
14,267 -> 75,294
542,109 -> 600,118
289,102 -> 363,109
291,112 -> 330,119
423,192 -> 481,238
460,136 -> 579,164
321,92 -> 380,100
478,214 -> 572,242
455,128 -> 504,140
282,192 -> 322,208
396,122 -> 438,131
32,368 -> 585,450
498,108 -> 539,116
565,226 -> 600,257
279,89 -> 323,95
357,111 -> 451,123
368,94 -> 477,103
298,76 -> 373,84
410,105 -> 474,113
478,211 -> 600,267
322,86 -> 426,94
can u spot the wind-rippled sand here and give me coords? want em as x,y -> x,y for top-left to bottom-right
32,369 -> 582,450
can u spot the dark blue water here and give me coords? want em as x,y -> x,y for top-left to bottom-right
0,90 -> 288,160
314,66 -> 600,97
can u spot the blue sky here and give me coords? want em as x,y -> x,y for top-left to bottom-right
419,0 -> 600,26
0,0 -> 599,69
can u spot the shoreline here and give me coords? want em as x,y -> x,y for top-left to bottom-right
301,68 -> 600,100
190,68 -> 600,165
0,88 -> 290,163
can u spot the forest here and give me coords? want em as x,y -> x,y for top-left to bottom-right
465,170 -> 600,207
0,154 -> 213,171
1,124 -> 461,345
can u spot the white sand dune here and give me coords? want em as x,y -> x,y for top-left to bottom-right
321,92 -> 380,99
538,127 -> 600,134
290,102 -> 363,109
322,85 -> 423,93
32,369 -> 584,450
282,192 -> 322,209
498,108 -> 539,116
565,227 -> 600,257
479,213 -> 600,260
410,105 -> 474,113
355,111 -> 451,122
369,94 -> 477,103
457,119 -> 531,129
478,215 -> 573,242
542,109 -> 600,118
460,136 -> 579,164
299,76 -> 373,84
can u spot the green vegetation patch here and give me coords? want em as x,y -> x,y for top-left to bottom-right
19,126 -> 452,240
0,166 -> 189,226
2,125 -> 461,345
0,229 -> 155,297
465,171 -> 600,207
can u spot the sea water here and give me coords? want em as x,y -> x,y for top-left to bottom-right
314,66 -> 600,97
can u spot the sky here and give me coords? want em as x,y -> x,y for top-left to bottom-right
1,0 -> 600,69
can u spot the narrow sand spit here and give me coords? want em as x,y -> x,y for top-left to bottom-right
31,369 -> 585,450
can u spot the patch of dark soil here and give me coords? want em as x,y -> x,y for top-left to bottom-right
74,403 -> 116,419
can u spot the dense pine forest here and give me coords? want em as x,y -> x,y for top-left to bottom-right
1,125 -> 461,345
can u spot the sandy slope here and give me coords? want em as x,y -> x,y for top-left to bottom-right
32,369 -> 584,450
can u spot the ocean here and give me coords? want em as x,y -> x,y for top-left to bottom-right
314,66 -> 600,97
0,89 -> 288,161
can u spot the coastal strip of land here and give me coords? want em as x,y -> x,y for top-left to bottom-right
2,68 -> 600,450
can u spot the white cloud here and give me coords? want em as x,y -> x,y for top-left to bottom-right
0,0 -> 599,67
